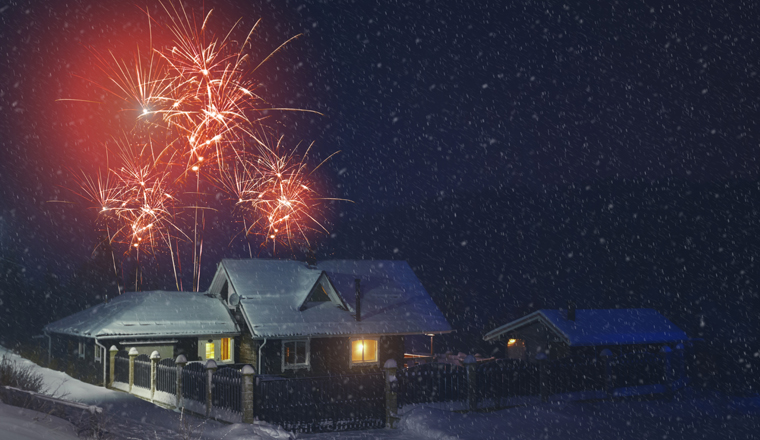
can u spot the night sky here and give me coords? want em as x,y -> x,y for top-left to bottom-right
1,0 -> 760,367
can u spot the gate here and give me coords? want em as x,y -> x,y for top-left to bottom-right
398,363 -> 466,407
212,367 -> 242,413
255,373 -> 385,433
114,351 -> 129,384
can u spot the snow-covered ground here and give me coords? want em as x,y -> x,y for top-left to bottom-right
2,346 -> 759,439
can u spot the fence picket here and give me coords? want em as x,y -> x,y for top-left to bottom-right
114,351 -> 129,384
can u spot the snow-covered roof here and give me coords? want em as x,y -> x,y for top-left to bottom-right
215,259 -> 452,338
44,291 -> 239,339
483,308 -> 687,346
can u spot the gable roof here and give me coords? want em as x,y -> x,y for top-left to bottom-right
483,308 -> 687,346
44,291 -> 239,339
213,259 -> 452,338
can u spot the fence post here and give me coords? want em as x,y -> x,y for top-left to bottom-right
536,352 -> 548,403
660,346 -> 673,400
128,348 -> 138,394
108,346 -> 118,389
464,355 -> 478,410
205,359 -> 217,417
242,364 -> 255,424
150,351 -> 160,402
600,349 -> 613,397
384,359 -> 399,428
175,354 -> 187,409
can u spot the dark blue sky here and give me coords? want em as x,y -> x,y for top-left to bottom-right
0,0 -> 759,280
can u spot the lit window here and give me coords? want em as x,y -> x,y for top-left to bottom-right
351,338 -> 378,365
221,338 -> 231,362
282,340 -> 309,370
507,339 -> 517,346
205,342 -> 215,360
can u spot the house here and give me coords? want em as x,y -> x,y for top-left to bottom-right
43,290 -> 240,385
483,305 -> 688,361
44,258 -> 452,384
206,259 -> 452,375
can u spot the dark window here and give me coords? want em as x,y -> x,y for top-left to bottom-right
282,340 -> 309,369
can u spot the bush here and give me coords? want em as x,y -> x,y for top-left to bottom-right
0,354 -> 44,393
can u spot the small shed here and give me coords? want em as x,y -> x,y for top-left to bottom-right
483,307 -> 688,361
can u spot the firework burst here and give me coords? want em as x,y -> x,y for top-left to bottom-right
65,2 -> 341,290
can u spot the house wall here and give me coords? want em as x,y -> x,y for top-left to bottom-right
258,335 -> 405,376
48,334 -> 103,386
512,322 -> 570,361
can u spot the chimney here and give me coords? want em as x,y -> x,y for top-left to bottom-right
567,300 -> 576,321
355,279 -> 361,322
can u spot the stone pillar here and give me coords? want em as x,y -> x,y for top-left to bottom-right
536,352 -> 549,403
108,346 -> 118,389
600,349 -> 614,397
150,351 -> 160,402
128,348 -> 138,394
660,346 -> 673,400
205,359 -> 217,417
175,355 -> 187,409
384,359 -> 399,428
242,364 -> 255,424
463,355 -> 478,410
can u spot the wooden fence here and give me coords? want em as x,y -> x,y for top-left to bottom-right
256,373 -> 385,433
133,354 -> 151,390
212,367 -> 242,414
476,359 -> 539,409
156,358 -> 177,396
397,362 -> 467,406
109,345 -> 688,432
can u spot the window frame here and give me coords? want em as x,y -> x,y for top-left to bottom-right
78,341 -> 85,359
349,337 -> 379,367
281,339 -> 310,371
221,337 -> 232,362
94,343 -> 102,363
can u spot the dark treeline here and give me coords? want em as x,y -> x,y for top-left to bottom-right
0,238 -> 118,349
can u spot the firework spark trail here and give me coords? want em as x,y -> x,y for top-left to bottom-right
67,2 -> 341,290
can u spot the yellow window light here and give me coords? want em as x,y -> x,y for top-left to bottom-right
352,338 -> 378,363
206,342 -> 215,360
507,339 -> 517,346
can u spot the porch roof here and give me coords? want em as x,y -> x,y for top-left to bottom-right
44,290 -> 239,339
